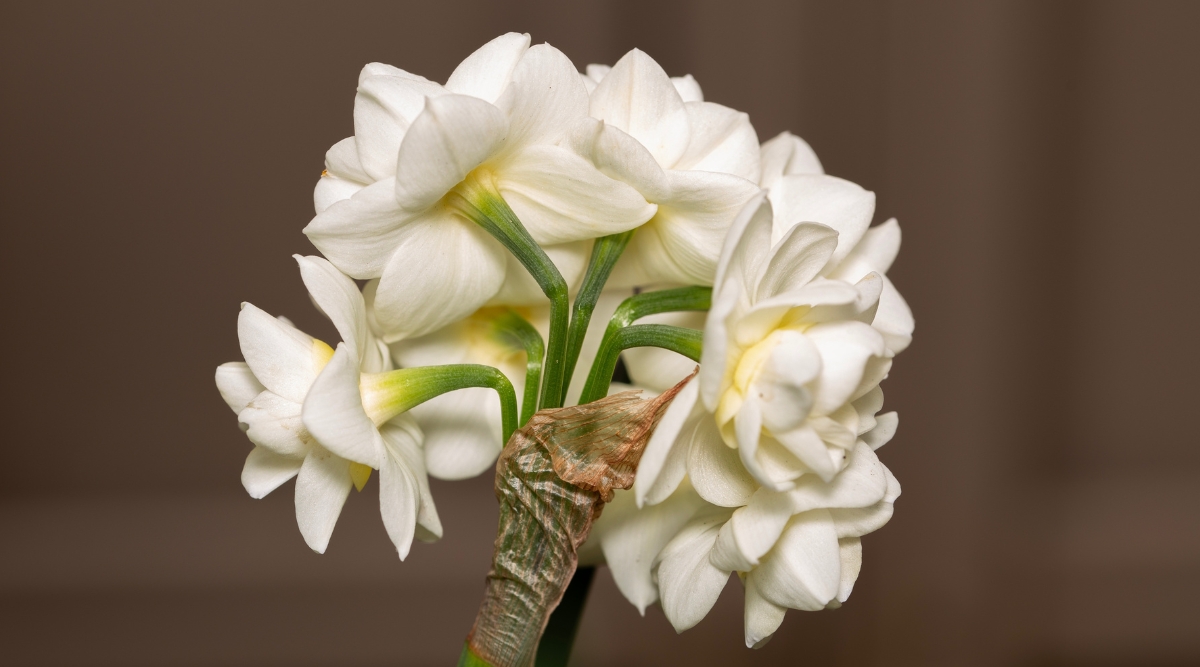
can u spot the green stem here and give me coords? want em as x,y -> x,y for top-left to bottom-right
559,230 -> 634,406
533,567 -> 595,667
490,309 -> 545,427
447,174 -> 569,411
363,364 -> 518,445
578,324 -> 703,405
576,287 -> 711,406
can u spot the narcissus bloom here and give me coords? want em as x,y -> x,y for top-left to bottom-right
215,256 -> 440,557
571,50 -> 762,288
305,33 -> 655,341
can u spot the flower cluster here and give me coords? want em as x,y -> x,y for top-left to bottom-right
215,33 -> 912,650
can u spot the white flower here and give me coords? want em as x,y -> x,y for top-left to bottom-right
214,255 -> 440,558
304,33 -> 656,341
758,130 -> 823,190
653,442 -> 900,647
570,50 -> 763,288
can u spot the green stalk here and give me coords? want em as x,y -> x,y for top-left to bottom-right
578,324 -> 703,406
447,173 -> 569,411
490,309 -> 545,426
559,230 -> 634,406
362,364 -> 518,445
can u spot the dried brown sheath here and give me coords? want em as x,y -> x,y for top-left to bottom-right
464,372 -> 694,667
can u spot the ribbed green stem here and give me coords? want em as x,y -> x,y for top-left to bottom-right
490,309 -> 545,426
607,286 -> 712,330
362,364 -> 518,445
447,173 -> 569,411
559,230 -> 634,406
579,324 -> 703,405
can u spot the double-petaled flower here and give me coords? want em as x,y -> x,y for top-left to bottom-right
215,256 -> 440,557
305,33 -> 656,341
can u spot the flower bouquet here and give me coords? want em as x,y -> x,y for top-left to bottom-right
215,33 -> 912,667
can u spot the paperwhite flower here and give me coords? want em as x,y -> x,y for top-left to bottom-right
652,441 -> 900,647
571,50 -> 762,287
304,33 -> 655,341
214,255 -> 440,558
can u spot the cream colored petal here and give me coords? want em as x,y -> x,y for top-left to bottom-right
767,174 -> 875,267
862,411 -> 898,450
293,447 -> 353,554
873,275 -> 914,354
564,118 -> 670,201
444,32 -> 530,103
655,506 -> 735,632
301,344 -> 386,468
503,44 -> 590,148
688,417 -> 758,507
828,218 -> 901,282
634,376 -> 699,506
834,538 -> 863,604
314,173 -> 366,215
323,135 -> 371,184
215,361 -> 265,414
496,144 -> 655,246
596,486 -> 706,614
238,391 -> 309,457
759,131 -> 822,190
412,387 -> 503,480
675,101 -> 760,182
237,303 -> 325,404
744,574 -> 788,648
382,416 -> 442,542
805,320 -> 888,415
241,445 -> 303,499
295,255 -> 369,362
755,222 -> 839,302
589,49 -> 690,168
750,509 -> 841,611
372,209 -> 507,341
672,74 -> 703,103
354,73 -> 447,181
303,179 -> 413,280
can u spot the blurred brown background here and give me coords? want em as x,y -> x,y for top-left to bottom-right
2,1 -> 1198,665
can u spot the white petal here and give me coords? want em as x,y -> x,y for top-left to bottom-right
767,174 -> 875,267
444,32 -> 530,103
744,573 -> 788,648
688,418 -> 758,507
805,321 -> 887,415
755,222 -> 839,302
382,416 -> 442,542
237,303 -> 327,404
359,61 -> 426,84
295,255 -> 369,361
314,173 -> 366,215
759,131 -> 822,190
635,376 -> 699,506
503,44 -> 590,148
751,509 -> 841,611
304,179 -> 412,280
393,94 -> 508,212
830,465 -> 900,537
372,209 -> 507,341
852,386 -> 884,435
323,135 -> 371,184
785,442 -> 887,513
834,538 -> 863,604
828,218 -> 901,282
672,74 -> 703,103
873,275 -> 914,354
564,118 -> 670,201
862,411 -> 898,450
238,391 -> 310,457
596,486 -> 706,614
656,506 -> 734,632
354,72 -> 447,181
711,489 -> 792,572
377,434 -> 419,560
301,343 -> 386,468
585,63 -> 611,83
215,362 -> 265,413
579,72 -> 597,93
411,386 -> 503,480
675,101 -> 760,183
293,447 -> 353,553
700,192 -> 772,411
771,426 -> 837,482
496,144 -> 655,245
625,169 -> 761,286
589,49 -> 690,168
753,331 -> 821,433
241,446 -> 302,499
